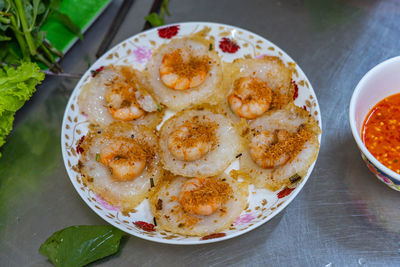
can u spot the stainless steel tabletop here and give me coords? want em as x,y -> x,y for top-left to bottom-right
1,0 -> 400,266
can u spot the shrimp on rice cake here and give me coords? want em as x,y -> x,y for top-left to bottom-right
77,122 -> 162,212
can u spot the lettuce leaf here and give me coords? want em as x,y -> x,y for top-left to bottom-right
0,61 -> 44,156
39,225 -> 125,267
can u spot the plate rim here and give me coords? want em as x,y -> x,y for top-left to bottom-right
61,21 -> 322,245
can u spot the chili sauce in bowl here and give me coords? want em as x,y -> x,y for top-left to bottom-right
349,56 -> 400,191
362,93 -> 400,174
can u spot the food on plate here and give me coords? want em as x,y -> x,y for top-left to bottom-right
362,93 -> 400,174
77,122 -> 162,212
225,56 -> 295,119
239,103 -> 320,190
68,26 -> 322,240
150,174 -> 248,236
78,65 -> 161,128
145,36 -> 224,110
228,77 -> 273,119
158,108 -> 243,177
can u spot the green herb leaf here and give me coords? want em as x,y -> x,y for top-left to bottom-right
145,0 -> 170,27
0,0 -> 6,10
95,153 -> 99,161
39,225 -> 125,267
34,30 -> 47,49
161,0 -> 170,16
52,10 -> 83,40
0,33 -> 10,41
48,0 -> 62,10
156,103 -> 162,112
0,110 -> 13,149
0,42 -> 21,65
21,0 -> 34,28
0,62 -> 44,155
37,2 -> 46,15
145,12 -> 164,27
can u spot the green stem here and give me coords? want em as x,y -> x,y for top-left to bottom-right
9,15 -> 29,59
14,0 -> 36,56
35,54 -> 58,73
40,44 -> 54,63
0,16 -> 10,24
43,40 -> 63,58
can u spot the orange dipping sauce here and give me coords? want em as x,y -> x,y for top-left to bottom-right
362,93 -> 400,174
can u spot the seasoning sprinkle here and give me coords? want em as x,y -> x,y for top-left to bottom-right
235,153 -> 242,158
95,153 -> 100,162
150,178 -> 155,188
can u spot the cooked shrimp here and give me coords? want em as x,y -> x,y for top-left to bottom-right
99,137 -> 147,181
159,49 -> 210,90
249,129 -> 291,169
167,122 -> 215,161
250,127 -> 313,169
228,77 -> 272,119
178,178 -> 232,216
104,67 -> 145,121
105,87 -> 145,121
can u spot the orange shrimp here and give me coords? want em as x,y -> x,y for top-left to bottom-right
249,129 -> 291,169
105,67 -> 145,121
179,178 -> 231,216
228,77 -> 272,119
99,137 -> 147,181
159,49 -> 210,90
167,122 -> 214,161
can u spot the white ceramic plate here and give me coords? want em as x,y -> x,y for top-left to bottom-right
61,22 -> 322,244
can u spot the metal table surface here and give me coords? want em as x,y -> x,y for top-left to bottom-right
1,0 -> 400,266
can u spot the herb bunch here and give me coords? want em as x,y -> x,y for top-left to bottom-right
0,0 -> 81,72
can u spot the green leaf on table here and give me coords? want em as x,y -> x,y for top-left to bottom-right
52,10 -> 83,40
39,225 -> 125,267
145,12 -> 164,27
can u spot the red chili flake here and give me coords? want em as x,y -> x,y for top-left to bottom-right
277,187 -> 295,199
91,66 -> 104,77
219,38 -> 240,53
76,135 -> 85,154
200,233 -> 226,240
133,221 -> 155,232
158,25 -> 180,39
303,105 -> 307,110
292,80 -> 299,100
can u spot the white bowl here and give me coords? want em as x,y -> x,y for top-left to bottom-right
349,56 -> 400,191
